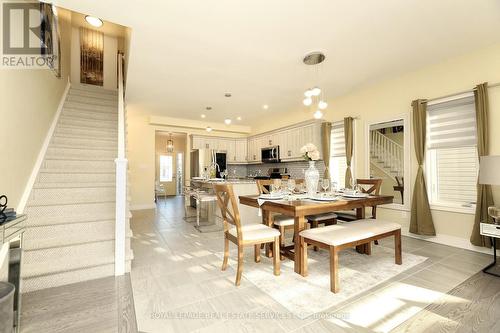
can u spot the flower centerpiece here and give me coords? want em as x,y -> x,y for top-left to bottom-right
300,143 -> 320,196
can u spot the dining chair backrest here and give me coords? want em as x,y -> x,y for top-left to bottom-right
356,179 -> 382,195
356,178 -> 383,218
395,176 -> 404,187
213,183 -> 242,236
256,179 -> 276,194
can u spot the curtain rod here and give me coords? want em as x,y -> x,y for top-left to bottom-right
426,81 -> 500,103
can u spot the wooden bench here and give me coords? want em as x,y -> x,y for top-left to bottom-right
299,219 -> 402,293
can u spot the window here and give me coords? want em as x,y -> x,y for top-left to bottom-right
159,155 -> 173,182
426,95 -> 478,211
329,121 -> 352,188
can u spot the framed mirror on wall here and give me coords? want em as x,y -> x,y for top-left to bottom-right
365,115 -> 411,210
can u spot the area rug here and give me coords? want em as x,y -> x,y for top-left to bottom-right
220,245 -> 428,319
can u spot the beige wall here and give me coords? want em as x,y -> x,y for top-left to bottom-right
0,7 -> 72,210
254,43 -> 500,246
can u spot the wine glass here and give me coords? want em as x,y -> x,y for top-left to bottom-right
321,178 -> 330,193
288,179 -> 296,193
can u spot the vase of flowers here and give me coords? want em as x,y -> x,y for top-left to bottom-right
300,143 -> 320,196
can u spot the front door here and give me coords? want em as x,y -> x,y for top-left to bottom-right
159,154 -> 176,195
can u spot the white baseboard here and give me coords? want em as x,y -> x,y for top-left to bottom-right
130,203 -> 156,211
401,227 -> 499,256
17,79 -> 71,213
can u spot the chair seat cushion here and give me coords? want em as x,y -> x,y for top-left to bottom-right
306,213 -> 337,222
299,219 -> 401,246
229,224 -> 280,241
273,215 -> 295,227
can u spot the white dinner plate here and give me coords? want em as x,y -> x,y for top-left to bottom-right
259,194 -> 284,200
310,196 -> 338,202
342,193 -> 369,198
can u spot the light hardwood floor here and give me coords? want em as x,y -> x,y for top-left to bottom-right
20,273 -> 137,333
130,196 -> 500,333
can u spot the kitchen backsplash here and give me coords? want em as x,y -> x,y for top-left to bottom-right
227,160 -> 327,179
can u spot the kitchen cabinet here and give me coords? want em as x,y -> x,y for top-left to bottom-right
191,120 -> 323,164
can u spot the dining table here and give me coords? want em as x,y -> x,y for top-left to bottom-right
239,193 -> 394,276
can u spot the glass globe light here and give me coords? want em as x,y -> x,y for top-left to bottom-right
303,97 -> 313,106
311,87 -> 321,96
313,110 -> 323,119
318,100 -> 328,110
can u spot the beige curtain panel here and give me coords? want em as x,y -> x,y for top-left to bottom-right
321,122 -> 332,180
344,117 -> 354,188
470,82 -> 495,248
410,99 -> 436,236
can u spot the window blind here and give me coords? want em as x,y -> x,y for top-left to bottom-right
330,121 -> 345,157
427,96 -> 476,149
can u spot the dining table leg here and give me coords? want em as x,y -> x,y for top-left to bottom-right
355,207 -> 367,254
263,210 -> 273,258
294,215 -> 307,275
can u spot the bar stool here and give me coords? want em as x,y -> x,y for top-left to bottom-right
192,190 -> 218,232
183,186 -> 196,221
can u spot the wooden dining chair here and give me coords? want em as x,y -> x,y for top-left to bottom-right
336,178 -> 383,221
214,183 -> 281,286
256,179 -> 296,250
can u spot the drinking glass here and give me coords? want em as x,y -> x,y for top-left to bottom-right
331,181 -> 338,193
321,178 -> 330,192
288,179 -> 296,193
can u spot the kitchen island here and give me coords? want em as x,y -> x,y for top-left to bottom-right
190,179 -> 261,225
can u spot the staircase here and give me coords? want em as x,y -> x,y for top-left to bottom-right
22,85 -> 133,292
370,130 -> 403,181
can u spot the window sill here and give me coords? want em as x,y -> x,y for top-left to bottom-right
430,204 -> 476,215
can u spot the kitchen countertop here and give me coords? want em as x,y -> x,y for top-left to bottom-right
190,178 -> 256,185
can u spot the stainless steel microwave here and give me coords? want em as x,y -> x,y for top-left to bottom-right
261,146 -> 280,163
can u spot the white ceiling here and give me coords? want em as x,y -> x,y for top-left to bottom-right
56,0 -> 500,127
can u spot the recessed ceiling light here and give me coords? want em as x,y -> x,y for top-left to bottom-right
313,110 -> 323,119
206,126 -> 212,132
201,114 -> 206,118
237,116 -> 242,121
224,119 -> 232,125
224,93 -> 232,97
206,106 -> 212,110
262,104 -> 269,110
85,15 -> 103,28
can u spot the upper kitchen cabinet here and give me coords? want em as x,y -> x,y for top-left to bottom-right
191,120 -> 323,164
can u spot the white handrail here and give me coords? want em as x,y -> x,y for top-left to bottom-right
371,130 -> 403,181
115,53 -> 128,276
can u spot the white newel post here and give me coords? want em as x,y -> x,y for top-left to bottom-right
115,158 -> 127,275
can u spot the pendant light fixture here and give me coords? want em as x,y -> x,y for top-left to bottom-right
302,52 -> 327,119
166,133 -> 174,152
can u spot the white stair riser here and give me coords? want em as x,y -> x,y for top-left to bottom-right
21,260 -> 132,293
64,101 -> 117,113
24,221 -> 114,249
69,89 -> 118,101
66,94 -> 117,106
62,108 -> 118,121
54,126 -> 117,139
43,159 -> 115,172
22,241 -> 132,277
33,182 -> 115,189
59,117 -> 118,130
37,172 -> 115,184
25,202 -> 116,226
50,136 -> 117,149
70,84 -> 118,94
46,148 -> 115,161
29,187 -> 115,205
23,221 -> 132,250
